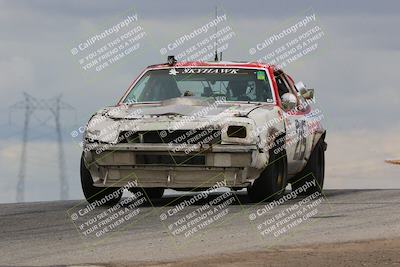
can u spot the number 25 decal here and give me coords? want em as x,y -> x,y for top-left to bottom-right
293,120 -> 306,160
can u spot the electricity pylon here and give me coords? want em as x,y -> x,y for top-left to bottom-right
10,93 -> 75,202
47,95 -> 75,200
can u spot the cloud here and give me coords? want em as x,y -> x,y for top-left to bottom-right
0,57 -> 34,99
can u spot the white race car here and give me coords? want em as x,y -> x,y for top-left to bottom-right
81,58 -> 327,204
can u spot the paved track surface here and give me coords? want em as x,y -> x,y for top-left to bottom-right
1,189 -> 399,266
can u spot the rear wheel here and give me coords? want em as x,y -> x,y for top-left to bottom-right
291,138 -> 325,195
80,154 -> 122,205
248,142 -> 288,202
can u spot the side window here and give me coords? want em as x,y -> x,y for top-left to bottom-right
284,73 -> 308,109
284,73 -> 301,96
274,72 -> 290,98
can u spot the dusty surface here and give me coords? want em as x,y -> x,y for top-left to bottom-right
0,189 -> 399,266
112,238 -> 400,267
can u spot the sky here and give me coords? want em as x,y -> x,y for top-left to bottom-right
0,0 -> 399,203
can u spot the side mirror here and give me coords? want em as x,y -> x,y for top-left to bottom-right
300,88 -> 314,100
295,81 -> 314,100
281,93 -> 297,111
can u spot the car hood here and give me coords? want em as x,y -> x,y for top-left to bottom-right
104,97 -> 272,119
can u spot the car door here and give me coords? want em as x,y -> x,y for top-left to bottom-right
275,71 -> 313,176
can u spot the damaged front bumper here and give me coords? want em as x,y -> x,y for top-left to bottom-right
83,143 -> 268,189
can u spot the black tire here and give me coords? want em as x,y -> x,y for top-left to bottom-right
248,141 -> 288,202
80,154 -> 122,205
129,188 -> 164,200
291,138 -> 325,195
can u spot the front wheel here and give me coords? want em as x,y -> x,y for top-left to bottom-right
291,138 -> 326,195
80,154 -> 122,205
248,146 -> 288,202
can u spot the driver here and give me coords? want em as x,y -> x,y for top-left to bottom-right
228,80 -> 249,101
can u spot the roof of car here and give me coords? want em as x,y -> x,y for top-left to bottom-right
147,61 -> 274,70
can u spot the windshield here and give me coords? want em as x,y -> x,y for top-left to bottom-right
123,68 -> 274,103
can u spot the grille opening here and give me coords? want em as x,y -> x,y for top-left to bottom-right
118,130 -> 221,144
118,131 -> 140,143
136,154 -> 205,165
227,126 -> 247,138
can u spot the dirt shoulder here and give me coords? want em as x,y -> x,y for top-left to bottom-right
110,238 -> 400,267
